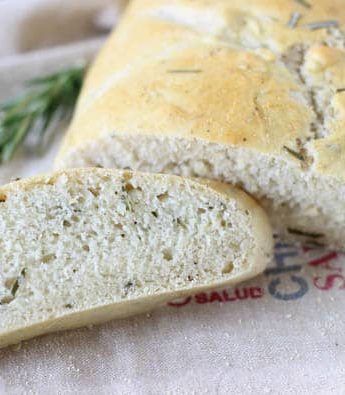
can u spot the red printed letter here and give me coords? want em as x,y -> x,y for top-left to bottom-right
249,287 -> 264,298
313,274 -> 345,290
195,293 -> 208,304
209,292 -> 223,303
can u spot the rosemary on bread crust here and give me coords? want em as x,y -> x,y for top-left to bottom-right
288,12 -> 302,29
304,20 -> 338,30
283,145 -> 305,161
294,0 -> 311,9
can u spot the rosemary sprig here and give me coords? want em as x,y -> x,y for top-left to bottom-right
287,228 -> 324,239
0,65 -> 86,163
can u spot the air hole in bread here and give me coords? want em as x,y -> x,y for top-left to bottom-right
0,295 -> 14,305
4,278 -> 16,289
77,196 -> 85,204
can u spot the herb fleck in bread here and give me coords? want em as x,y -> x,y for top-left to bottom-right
0,168 -> 272,348
55,0 -> 345,248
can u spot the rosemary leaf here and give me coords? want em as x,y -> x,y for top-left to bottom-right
288,12 -> 302,29
287,228 -> 325,239
0,65 -> 86,163
294,0 -> 311,8
1,115 -> 34,163
11,279 -> 19,297
304,20 -> 338,30
283,145 -> 304,161
10,268 -> 26,297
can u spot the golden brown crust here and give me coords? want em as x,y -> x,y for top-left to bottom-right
56,0 -> 345,180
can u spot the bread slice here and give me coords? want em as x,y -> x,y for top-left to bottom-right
0,168 -> 272,348
55,0 -> 345,249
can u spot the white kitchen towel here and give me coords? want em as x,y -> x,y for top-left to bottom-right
0,2 -> 344,394
0,0 -> 126,57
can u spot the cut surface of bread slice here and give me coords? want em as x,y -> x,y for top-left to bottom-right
0,169 -> 272,348
55,0 -> 345,249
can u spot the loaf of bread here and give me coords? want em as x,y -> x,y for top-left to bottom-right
55,0 -> 345,249
0,168 -> 272,348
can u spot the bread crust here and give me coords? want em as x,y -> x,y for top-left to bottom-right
56,0 -> 345,180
